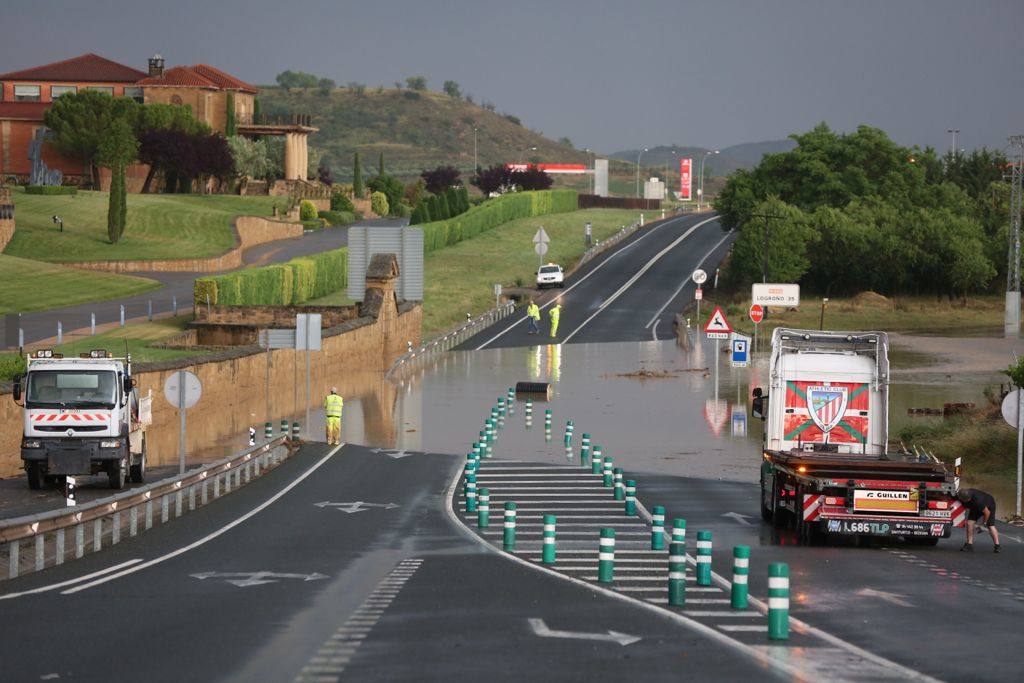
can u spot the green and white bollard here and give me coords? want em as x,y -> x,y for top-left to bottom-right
292,421 -> 301,439
507,388 -> 516,414
503,502 -> 517,551
465,474 -> 478,513
696,530 -> 713,586
671,518 -> 687,548
264,422 -> 273,440
624,480 -> 637,516
498,397 -> 506,417
602,457 -> 614,487
281,418 -> 289,435
668,542 -> 686,607
580,433 -> 591,467
477,488 -> 490,529
613,468 -> 625,500
651,506 -> 666,549
472,442 -> 482,460
768,563 -> 790,640
731,546 -> 750,609
525,399 -> 533,427
544,409 -> 552,430
542,514 -> 557,565
598,528 -> 615,583
591,446 -> 603,474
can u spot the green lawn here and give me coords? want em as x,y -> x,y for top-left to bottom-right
0,316 -> 202,380
422,208 -> 651,334
0,254 -> 160,314
4,187 -> 283,263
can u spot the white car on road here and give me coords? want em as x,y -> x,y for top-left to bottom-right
536,263 -> 565,289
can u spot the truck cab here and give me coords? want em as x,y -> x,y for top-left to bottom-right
13,349 -> 150,490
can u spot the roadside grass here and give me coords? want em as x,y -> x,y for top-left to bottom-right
684,291 -> 1016,337
421,208 -> 650,335
304,291 -> 356,307
4,187 -> 282,263
0,316 -> 201,381
0,254 -> 160,315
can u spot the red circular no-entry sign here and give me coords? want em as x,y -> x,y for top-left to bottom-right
749,304 -> 764,324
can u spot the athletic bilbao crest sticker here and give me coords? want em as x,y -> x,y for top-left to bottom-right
806,385 -> 848,434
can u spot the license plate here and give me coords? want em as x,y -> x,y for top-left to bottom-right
825,519 -> 947,537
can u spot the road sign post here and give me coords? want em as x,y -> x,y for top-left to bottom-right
704,307 -> 733,403
749,305 -> 764,353
164,370 -> 202,474
692,269 -> 707,323
296,314 -> 322,441
731,334 -> 750,368
1000,388 -> 1024,518
533,227 -> 550,266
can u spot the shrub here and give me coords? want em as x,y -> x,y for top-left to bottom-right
409,202 -> 428,225
330,192 -> 355,212
318,210 -> 356,226
195,247 -> 349,306
299,200 -> 318,221
370,191 -> 389,216
352,152 -> 364,198
436,192 -> 451,221
24,185 -> 77,195
0,354 -> 28,381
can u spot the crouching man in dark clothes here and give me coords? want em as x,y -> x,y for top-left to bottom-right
957,488 -> 1001,553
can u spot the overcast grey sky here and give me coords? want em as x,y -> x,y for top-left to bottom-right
2,0 -> 1021,154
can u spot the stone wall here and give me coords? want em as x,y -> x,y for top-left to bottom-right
68,215 -> 303,274
194,304 -> 358,328
0,301 -> 422,479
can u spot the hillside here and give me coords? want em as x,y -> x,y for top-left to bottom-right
719,139 -> 796,167
258,87 -> 598,180
611,140 -> 799,179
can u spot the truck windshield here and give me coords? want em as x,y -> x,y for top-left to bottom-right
26,370 -> 117,409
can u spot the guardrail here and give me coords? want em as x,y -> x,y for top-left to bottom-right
1,436 -> 294,581
386,302 -> 516,378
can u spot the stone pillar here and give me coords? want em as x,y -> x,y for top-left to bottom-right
283,133 -> 297,181
298,134 -> 308,181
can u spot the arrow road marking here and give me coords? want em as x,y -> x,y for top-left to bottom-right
314,501 -> 401,513
370,448 -> 415,459
856,588 -> 913,608
191,571 -> 328,587
528,618 -> 641,646
722,512 -> 753,526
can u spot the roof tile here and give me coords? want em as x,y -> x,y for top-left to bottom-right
136,66 -> 218,89
0,53 -> 146,83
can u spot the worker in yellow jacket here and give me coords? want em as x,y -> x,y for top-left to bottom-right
324,388 -> 344,445
549,299 -> 562,338
526,298 -> 541,335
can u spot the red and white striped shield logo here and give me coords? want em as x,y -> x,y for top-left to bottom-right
806,385 -> 849,434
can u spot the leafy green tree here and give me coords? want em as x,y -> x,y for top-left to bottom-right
1004,356 -> 1024,388
96,118 -> 138,244
352,152 -> 364,198
436,192 -> 451,220
409,201 -> 428,225
405,76 -> 427,91
443,80 -> 461,98
228,136 -> 273,180
43,90 -> 138,189
275,70 -> 319,91
725,197 -> 817,289
367,173 -> 404,216
317,78 -> 336,96
370,191 -> 389,216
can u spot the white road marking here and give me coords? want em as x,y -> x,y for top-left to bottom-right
683,611 -> 760,617
0,558 -> 143,601
562,216 -> 719,343
651,319 -> 660,341
643,228 -> 733,329
719,625 -> 769,633
473,214 -> 701,349
63,443 -> 345,595
528,617 -> 641,646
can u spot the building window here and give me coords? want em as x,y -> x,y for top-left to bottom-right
83,86 -> 114,96
123,86 -> 144,103
170,95 -> 183,105
51,85 -> 77,99
14,85 -> 41,101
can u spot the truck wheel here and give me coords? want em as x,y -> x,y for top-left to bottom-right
107,456 -> 127,490
130,436 -> 147,483
26,464 -> 44,490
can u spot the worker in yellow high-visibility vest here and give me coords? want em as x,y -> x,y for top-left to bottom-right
526,298 -> 541,335
324,388 -> 344,445
549,299 -> 562,339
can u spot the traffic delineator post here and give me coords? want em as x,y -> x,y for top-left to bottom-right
525,399 -> 533,427
696,530 -> 713,586
591,446 -> 603,474
580,434 -> 591,467
498,396 -> 506,417
671,518 -> 687,548
544,409 -> 552,431
264,422 -> 272,440
291,421 -> 301,439
768,563 -> 789,640
507,388 -> 515,414
731,546 -> 750,609
503,502 -> 517,551
598,528 -> 615,583
613,468 -> 625,500
669,542 -> 686,607
624,480 -> 637,516
542,514 -> 557,565
478,488 -> 490,528
466,473 -> 478,513
602,457 -> 614,487
280,418 -> 289,436
651,506 -> 666,550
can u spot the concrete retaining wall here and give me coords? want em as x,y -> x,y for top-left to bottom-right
67,216 -> 303,274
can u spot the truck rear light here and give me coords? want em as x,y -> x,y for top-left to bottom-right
927,501 -> 949,510
824,496 -> 844,506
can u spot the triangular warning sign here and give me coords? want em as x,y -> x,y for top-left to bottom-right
704,306 -> 733,334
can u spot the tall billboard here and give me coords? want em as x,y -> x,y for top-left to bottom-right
679,158 -> 692,200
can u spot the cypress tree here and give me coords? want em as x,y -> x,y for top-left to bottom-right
107,161 -> 126,244
437,193 -> 451,220
253,97 -> 261,122
353,152 -> 364,198
225,92 -> 236,136
409,202 -> 426,225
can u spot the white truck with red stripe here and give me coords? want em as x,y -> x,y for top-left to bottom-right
12,350 -> 151,490
752,329 -> 962,545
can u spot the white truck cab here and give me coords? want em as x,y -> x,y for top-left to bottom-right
536,263 -> 565,289
13,349 -> 151,490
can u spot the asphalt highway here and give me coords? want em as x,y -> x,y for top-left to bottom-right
459,212 -> 734,350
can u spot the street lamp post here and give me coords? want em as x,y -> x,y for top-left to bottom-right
473,127 -> 478,176
585,148 -> 594,194
635,147 -> 648,198
947,128 -> 960,157
698,150 -> 719,210
665,150 -> 676,201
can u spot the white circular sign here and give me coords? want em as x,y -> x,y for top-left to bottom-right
1001,389 -> 1022,429
164,370 -> 202,410
535,242 -> 549,256
691,269 -> 708,285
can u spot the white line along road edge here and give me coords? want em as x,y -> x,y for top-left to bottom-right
644,228 -> 734,330
561,215 -> 720,344
473,214 -> 714,350
0,558 -> 143,601
62,443 -> 345,595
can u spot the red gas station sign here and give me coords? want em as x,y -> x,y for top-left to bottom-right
679,158 -> 692,200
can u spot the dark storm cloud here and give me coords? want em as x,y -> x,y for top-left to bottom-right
2,0 -> 1020,153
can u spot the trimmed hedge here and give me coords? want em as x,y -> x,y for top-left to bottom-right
25,185 -> 77,196
319,210 -> 356,226
418,189 -> 577,253
194,247 -> 348,306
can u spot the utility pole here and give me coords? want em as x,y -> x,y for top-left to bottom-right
750,211 -> 783,283
947,128 -> 960,157
1006,135 -> 1024,335
473,128 -> 478,177
635,147 -> 648,198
